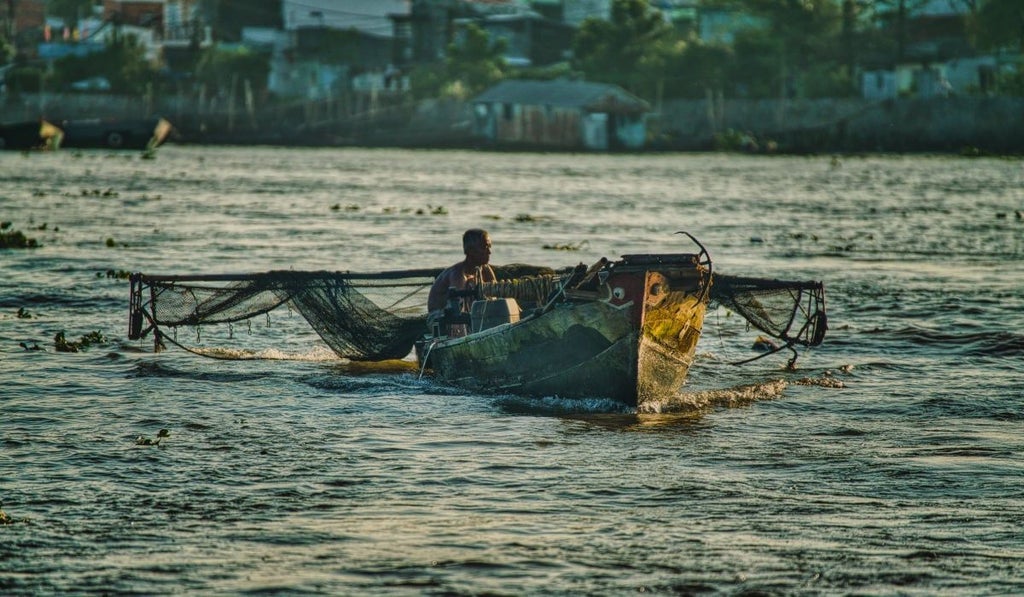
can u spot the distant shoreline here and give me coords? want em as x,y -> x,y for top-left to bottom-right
6,94 -> 1023,155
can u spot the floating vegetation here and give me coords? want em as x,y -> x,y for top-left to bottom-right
0,222 -> 40,249
415,205 -> 448,215
483,214 -> 501,220
512,215 -> 552,224
543,240 -> 589,251
80,188 -> 119,197
54,330 -> 107,353
0,502 -> 28,525
136,429 -> 170,446
98,269 -> 132,280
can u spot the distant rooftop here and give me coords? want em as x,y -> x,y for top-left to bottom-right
473,79 -> 650,113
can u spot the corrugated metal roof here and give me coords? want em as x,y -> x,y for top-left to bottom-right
473,79 -> 650,113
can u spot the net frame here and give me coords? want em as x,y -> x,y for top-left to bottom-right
129,269 -> 440,360
709,273 -> 828,349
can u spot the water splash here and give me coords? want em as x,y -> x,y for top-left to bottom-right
639,379 -> 789,414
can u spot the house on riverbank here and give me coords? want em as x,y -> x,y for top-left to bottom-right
471,79 -> 650,151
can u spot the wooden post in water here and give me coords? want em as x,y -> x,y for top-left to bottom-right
705,88 -> 716,135
228,73 -> 238,132
244,79 -> 255,129
176,81 -> 183,126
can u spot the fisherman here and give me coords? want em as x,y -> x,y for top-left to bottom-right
427,228 -> 497,335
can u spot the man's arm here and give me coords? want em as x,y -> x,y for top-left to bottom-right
427,266 -> 454,312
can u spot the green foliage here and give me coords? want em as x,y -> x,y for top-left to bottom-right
994,68 -> 1024,96
0,37 -> 13,64
194,46 -> 270,95
703,0 -> 847,99
410,24 -> 508,100
408,63 -> 447,100
4,66 -> 44,93
572,0 -> 682,98
802,64 -> 855,98
50,32 -> 155,94
507,62 -> 576,82
663,43 -> 733,99
443,23 -> 507,99
969,0 -> 1024,52
729,30 -> 780,98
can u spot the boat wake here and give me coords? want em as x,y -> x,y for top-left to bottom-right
189,346 -> 341,361
639,379 -> 790,414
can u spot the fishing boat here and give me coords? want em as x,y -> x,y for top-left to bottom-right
60,116 -> 173,150
0,119 -> 63,150
127,235 -> 827,407
416,251 -> 712,404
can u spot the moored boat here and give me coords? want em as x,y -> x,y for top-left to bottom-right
60,116 -> 173,150
0,119 -> 63,150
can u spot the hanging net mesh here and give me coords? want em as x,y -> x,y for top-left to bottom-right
709,274 -> 828,348
130,270 -> 439,360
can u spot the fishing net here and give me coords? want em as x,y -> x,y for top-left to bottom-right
128,267 -> 826,362
128,266 -> 569,361
709,274 -> 828,348
129,270 -> 439,360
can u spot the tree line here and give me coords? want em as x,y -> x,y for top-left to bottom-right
3,0 -> 1021,103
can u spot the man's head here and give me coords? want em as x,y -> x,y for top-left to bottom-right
462,228 -> 491,267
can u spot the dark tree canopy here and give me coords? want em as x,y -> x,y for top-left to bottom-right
572,0 -> 680,97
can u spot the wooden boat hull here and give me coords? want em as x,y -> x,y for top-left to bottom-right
419,254 -> 710,407
60,117 -> 172,150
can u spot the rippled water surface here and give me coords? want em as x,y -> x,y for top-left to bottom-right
2,147 -> 1023,595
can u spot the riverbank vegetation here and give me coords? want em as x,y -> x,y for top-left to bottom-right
3,0 -> 1021,105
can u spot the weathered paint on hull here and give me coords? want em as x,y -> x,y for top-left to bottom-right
425,266 -> 708,406
428,300 -> 638,401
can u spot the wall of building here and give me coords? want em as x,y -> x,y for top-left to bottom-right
656,96 -> 1024,153
4,92 -> 1024,153
480,102 -> 583,148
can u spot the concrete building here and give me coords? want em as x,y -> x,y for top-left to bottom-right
472,79 -> 649,150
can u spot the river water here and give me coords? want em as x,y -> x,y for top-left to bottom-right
2,147 -> 1023,595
